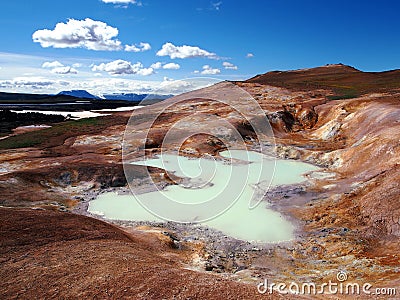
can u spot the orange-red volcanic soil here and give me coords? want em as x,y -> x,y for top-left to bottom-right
0,208 -> 284,299
0,64 -> 399,299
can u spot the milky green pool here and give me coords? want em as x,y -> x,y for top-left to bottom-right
88,150 -> 318,242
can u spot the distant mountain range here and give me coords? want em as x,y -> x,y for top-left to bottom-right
102,93 -> 173,101
57,90 -> 173,102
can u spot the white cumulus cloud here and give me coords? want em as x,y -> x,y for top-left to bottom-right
150,62 -> 180,70
32,18 -> 123,51
150,62 -> 163,69
136,68 -> 154,76
42,61 -> 78,74
92,59 -> 154,76
246,53 -> 254,58
222,61 -> 238,70
163,62 -> 180,70
51,66 -> 78,74
72,63 -> 83,68
42,61 -> 64,68
156,42 -> 218,59
125,42 -> 151,52
201,65 -> 221,75
211,1 -> 222,11
101,0 -> 141,4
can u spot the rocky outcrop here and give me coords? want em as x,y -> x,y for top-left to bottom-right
357,164 -> 400,237
282,103 -> 318,131
269,103 -> 318,132
267,103 -> 318,132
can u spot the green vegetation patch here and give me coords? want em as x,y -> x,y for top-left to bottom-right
0,116 -> 124,150
327,88 -> 360,100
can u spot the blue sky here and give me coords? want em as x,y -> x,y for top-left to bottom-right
0,0 -> 399,95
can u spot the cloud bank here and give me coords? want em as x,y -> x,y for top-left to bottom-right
0,77 -> 58,90
0,76 -> 219,96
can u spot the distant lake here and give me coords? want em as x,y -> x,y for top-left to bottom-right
89,150 -> 319,242
10,106 -> 144,119
0,102 -> 91,106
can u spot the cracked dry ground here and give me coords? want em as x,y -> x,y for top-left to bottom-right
1,65 -> 399,299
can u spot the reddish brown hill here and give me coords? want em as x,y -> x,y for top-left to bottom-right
0,208 -> 283,299
245,64 -> 400,98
